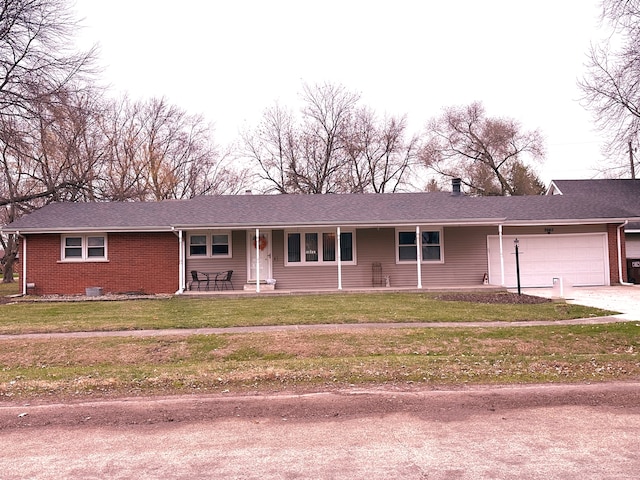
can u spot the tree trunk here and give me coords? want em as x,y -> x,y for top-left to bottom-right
1,235 -> 18,284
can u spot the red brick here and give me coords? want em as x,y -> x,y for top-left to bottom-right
23,233 -> 179,295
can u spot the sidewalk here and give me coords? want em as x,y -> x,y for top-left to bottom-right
0,315 -> 631,341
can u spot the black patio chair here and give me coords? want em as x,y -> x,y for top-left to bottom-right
214,270 -> 234,291
190,270 -> 211,291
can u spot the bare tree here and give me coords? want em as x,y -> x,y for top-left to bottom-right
0,0 -> 96,118
95,96 -> 148,201
0,87 -> 107,281
240,103 -> 297,194
96,96 -> 248,201
289,82 -> 360,193
0,0 -> 96,282
342,108 -> 419,193
579,0 -> 640,177
420,102 -> 545,196
242,81 -> 418,193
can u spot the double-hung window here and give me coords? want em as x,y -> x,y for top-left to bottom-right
286,230 -> 355,265
188,232 -> 231,258
396,228 -> 443,263
62,234 -> 107,261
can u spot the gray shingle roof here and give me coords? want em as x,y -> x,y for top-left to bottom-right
549,179 -> 640,195
548,179 -> 640,230
4,189 -> 640,233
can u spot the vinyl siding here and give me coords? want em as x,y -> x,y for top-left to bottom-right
185,231 -> 247,289
271,227 -> 495,289
626,234 -> 640,258
184,225 -> 617,290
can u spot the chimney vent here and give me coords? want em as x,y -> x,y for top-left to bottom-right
451,178 -> 462,196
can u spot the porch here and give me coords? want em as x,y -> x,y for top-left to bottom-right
180,284 -> 506,297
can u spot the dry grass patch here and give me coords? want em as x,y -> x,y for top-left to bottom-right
1,323 -> 639,399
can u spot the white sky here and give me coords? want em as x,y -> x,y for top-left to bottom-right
73,0 -> 610,184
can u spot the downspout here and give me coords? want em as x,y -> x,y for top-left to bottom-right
617,221 -> 633,286
416,226 -> 422,289
499,225 -> 505,286
20,233 -> 26,296
337,226 -> 342,290
255,228 -> 260,293
174,229 -> 185,294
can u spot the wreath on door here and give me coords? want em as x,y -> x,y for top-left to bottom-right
253,235 -> 268,251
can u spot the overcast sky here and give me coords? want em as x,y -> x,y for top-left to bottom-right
73,0 -> 609,184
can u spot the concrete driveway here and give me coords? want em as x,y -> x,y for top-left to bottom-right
517,285 -> 640,320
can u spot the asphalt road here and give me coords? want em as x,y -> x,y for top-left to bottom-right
1,382 -> 639,479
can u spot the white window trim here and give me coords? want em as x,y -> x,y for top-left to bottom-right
395,227 -> 444,264
60,234 -> 108,262
187,231 -> 232,258
285,229 -> 357,266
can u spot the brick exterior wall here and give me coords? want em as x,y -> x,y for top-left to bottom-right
607,223 -> 627,284
23,232 -> 179,295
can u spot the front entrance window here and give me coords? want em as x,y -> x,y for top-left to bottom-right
285,229 -> 356,265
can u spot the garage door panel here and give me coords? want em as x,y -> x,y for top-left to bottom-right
487,234 -> 609,287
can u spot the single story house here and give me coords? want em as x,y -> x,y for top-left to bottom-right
3,179 -> 640,296
547,179 -> 640,283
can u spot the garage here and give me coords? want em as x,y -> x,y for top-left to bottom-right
487,234 -> 610,288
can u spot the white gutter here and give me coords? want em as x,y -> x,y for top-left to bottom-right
2,226 -> 176,235
20,233 -> 27,296
617,221 -> 634,286
499,225 -> 505,286
168,218 -> 507,231
416,226 -> 422,289
337,226 -> 342,290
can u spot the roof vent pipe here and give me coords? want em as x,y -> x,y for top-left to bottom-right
451,178 -> 462,196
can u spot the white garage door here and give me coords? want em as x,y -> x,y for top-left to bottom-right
487,234 -> 610,287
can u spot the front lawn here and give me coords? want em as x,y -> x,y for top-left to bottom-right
0,291 -> 632,400
0,292 -> 616,334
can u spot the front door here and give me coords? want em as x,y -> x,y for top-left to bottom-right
248,231 -> 272,282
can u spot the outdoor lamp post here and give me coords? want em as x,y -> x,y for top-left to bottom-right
514,238 -> 521,295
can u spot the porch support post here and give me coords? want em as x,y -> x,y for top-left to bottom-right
177,230 -> 185,294
255,228 -> 260,293
337,226 -> 342,290
416,226 -> 422,289
498,224 -> 505,286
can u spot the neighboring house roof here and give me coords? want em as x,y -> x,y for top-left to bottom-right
4,190 -> 640,234
547,179 -> 640,232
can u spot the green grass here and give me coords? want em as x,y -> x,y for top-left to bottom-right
0,323 -> 638,399
0,293 -> 615,334
0,280 -> 20,297
0,291 -> 632,400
